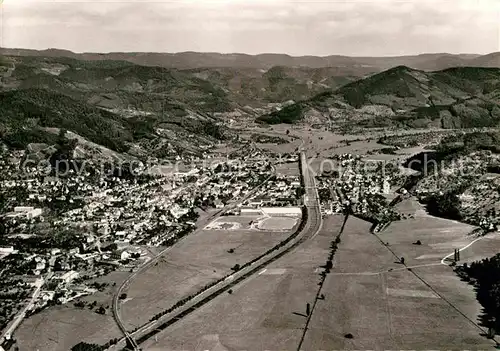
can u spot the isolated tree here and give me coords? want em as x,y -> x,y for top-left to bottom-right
295,186 -> 306,198
306,303 -> 311,316
96,306 -> 106,315
58,128 -> 67,140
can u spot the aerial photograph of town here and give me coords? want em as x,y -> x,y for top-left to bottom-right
0,0 -> 500,350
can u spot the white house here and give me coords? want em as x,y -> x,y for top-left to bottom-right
120,251 -> 131,260
214,200 -> 225,209
240,207 -> 264,216
11,207 -> 42,219
60,270 -> 79,284
0,246 -> 15,255
50,248 -> 61,256
170,204 -> 189,219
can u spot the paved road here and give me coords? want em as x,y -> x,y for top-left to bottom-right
108,152 -> 322,350
110,167 -> 276,350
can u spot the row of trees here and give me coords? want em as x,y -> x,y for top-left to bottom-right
70,336 -> 120,351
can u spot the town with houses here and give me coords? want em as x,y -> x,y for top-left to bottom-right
0,147 -> 282,342
316,153 -> 402,224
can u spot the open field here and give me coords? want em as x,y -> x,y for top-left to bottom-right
15,271 -> 128,351
252,141 -> 300,154
120,223 -> 294,330
302,215 -> 498,350
204,215 -> 259,230
210,145 -> 239,155
330,216 -> 400,274
257,216 -> 298,231
381,206 -> 479,267
15,305 -> 122,351
140,215 -> 345,351
305,269 -> 492,350
206,214 -> 299,232
274,162 -> 300,177
249,126 -> 447,162
362,145 -> 434,162
394,196 -> 423,216
458,233 -> 500,263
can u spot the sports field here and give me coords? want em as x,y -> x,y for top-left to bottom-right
256,217 -> 298,231
204,215 -> 258,231
206,215 -> 299,232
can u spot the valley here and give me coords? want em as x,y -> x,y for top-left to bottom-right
1,48 -> 500,351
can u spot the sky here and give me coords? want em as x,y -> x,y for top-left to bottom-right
1,0 -> 499,56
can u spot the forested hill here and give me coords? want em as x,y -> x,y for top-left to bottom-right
257,66 -> 500,130
0,55 -> 228,157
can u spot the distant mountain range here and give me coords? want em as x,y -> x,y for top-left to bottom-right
1,47 -> 499,71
